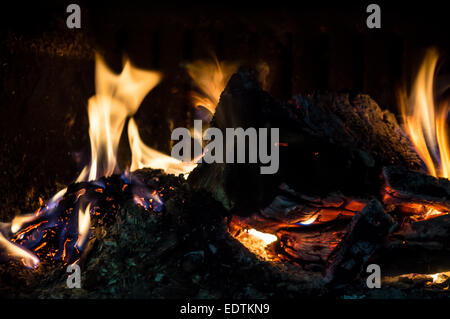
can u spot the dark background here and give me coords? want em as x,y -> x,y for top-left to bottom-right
0,0 -> 448,219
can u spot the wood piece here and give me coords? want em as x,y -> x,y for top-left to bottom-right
324,199 -> 396,285
381,166 -> 450,215
375,214 -> 450,276
188,68 -> 420,215
276,219 -> 349,263
228,185 -> 363,234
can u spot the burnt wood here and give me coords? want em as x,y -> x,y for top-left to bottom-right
376,214 -> 450,276
189,69 -> 420,215
382,166 -> 450,215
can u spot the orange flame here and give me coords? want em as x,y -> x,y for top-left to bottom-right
77,54 -> 162,182
400,48 -> 450,179
186,58 -> 238,114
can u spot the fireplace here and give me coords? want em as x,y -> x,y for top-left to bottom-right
0,1 -> 449,300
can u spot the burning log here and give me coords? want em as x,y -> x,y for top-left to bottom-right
228,183 -> 365,234
189,68 -> 420,215
275,219 -> 349,264
382,166 -> 450,217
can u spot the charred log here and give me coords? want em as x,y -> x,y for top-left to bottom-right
375,214 -> 450,276
382,166 -> 450,216
188,68 -> 420,215
275,219 -> 349,264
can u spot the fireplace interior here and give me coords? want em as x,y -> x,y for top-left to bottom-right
0,1 -> 449,299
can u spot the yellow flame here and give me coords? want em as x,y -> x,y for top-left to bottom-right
77,54 -> 162,182
76,203 -> 91,249
0,232 -> 39,268
247,229 -> 277,246
128,118 -> 197,177
186,58 -> 238,114
400,48 -> 450,179
430,272 -> 449,284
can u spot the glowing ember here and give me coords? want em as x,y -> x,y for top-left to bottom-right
385,271 -> 450,287
231,227 -> 278,261
399,48 -> 450,179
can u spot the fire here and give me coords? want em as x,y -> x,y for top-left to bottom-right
232,228 -> 278,261
76,203 -> 91,249
429,272 -> 450,284
399,48 -> 450,179
247,229 -> 277,246
77,54 -> 162,182
11,187 -> 67,234
0,232 -> 39,269
0,53 -> 196,268
297,214 -> 319,226
186,58 -> 238,114
128,118 -> 197,176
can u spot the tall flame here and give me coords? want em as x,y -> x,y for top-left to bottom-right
77,54 -> 162,182
400,48 -> 450,179
186,58 -> 238,114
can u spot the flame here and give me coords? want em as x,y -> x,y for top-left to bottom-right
76,203 -> 91,249
247,229 -> 277,246
128,118 -> 197,176
186,58 -> 238,114
297,214 -> 319,226
11,187 -> 67,234
0,232 -> 39,268
429,272 -> 450,284
400,48 -> 450,179
1,53 -> 198,268
231,227 -> 278,261
77,54 -> 162,182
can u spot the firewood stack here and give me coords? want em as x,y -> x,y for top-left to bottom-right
189,68 -> 450,285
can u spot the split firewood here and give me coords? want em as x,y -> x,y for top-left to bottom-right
375,214 -> 450,276
275,219 -> 349,263
228,183 -> 365,234
189,68 -> 421,215
381,166 -> 450,216
324,199 -> 397,285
